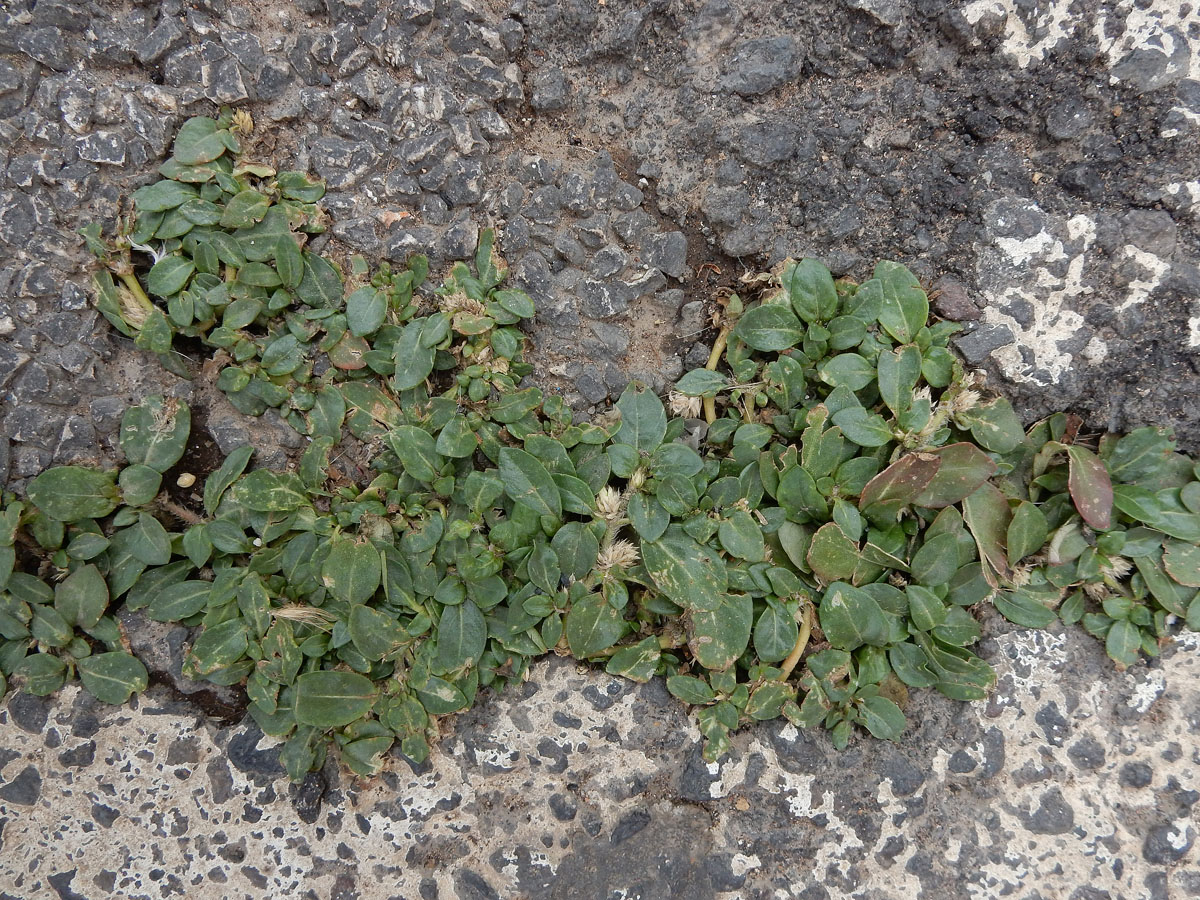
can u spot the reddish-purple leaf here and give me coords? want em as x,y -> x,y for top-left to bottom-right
912,443 -> 999,508
1066,446 -> 1113,531
962,483 -> 1013,585
859,453 -> 940,512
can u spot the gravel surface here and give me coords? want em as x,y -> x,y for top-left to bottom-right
1,0 -> 1198,896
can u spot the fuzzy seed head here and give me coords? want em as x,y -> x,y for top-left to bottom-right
596,486 -> 623,520
1100,556 -> 1133,581
949,389 -> 982,415
669,391 -> 702,419
118,286 -> 149,329
628,467 -> 648,492
598,539 -> 640,572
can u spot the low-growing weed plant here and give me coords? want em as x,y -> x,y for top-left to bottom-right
2,111 -> 1198,779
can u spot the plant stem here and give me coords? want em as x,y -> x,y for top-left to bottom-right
778,602 -> 813,681
119,273 -> 154,312
703,324 -> 732,424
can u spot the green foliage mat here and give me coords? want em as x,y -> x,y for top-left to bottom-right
3,110 -> 1199,780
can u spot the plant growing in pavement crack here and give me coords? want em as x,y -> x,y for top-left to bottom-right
1,112 -> 1198,779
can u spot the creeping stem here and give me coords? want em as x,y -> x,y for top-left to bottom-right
778,602 -> 813,682
702,324 -> 733,424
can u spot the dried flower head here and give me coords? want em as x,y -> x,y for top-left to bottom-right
668,390 -> 702,419
271,604 -> 337,629
628,467 -> 648,492
1100,556 -> 1133,581
1083,581 -> 1109,601
596,486 -> 623,520
949,389 -> 982,416
598,539 -> 640,572
441,291 -> 487,317
118,285 -> 150,329
230,109 -> 254,135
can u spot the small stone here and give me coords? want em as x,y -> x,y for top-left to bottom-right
591,245 -> 628,278
644,231 -> 688,279
846,0 -> 905,26
18,27 -> 71,71
1057,163 -> 1104,201
953,324 -> 1014,364
1024,787 -> 1075,835
530,66 -> 570,112
963,110 -> 1002,141
136,16 -> 186,65
1120,210 -> 1177,257
932,276 -> 981,321
76,131 -> 126,166
548,793 -> 577,822
1119,761 -> 1153,788
719,37 -> 802,96
0,765 -> 42,806
1067,736 -> 1106,770
439,220 -> 479,260
1045,98 -> 1092,141
610,809 -> 651,845
1143,823 -> 1193,864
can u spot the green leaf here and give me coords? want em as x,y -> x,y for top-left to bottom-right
719,509 -> 766,561
119,464 -> 163,506
1105,427 -> 1174,482
754,603 -> 798,663
642,533 -> 729,611
498,447 -> 562,519
321,537 -> 382,605
566,592 -> 626,657
134,307 -> 174,354
54,564 -> 108,629
667,674 -> 716,705
28,467 -> 120,522
807,523 -> 860,583
221,189 -> 271,228
615,384 -> 668,453
817,353 -> 875,391
236,469 -> 308,512
389,425 -> 442,484
438,600 -> 487,671
173,116 -> 235,165
818,582 -> 888,650
128,512 -> 172,565
295,252 -> 343,308
605,637 -> 661,682
910,532 -> 960,587
1066,445 -> 1113,531
832,407 -> 893,448
860,695 -> 906,741
146,580 -> 211,622
349,604 -> 407,661
145,256 -> 195,298
628,493 -> 669,542
132,179 -> 198,213
187,618 -> 249,676
906,584 -> 947,631
275,235 -> 304,289
551,522 -> 600,580
863,261 -> 928,343
732,303 -> 805,351
436,416 -> 478,459
783,258 -> 838,323
992,589 -> 1057,628
688,592 -> 753,671
1006,501 -> 1048,566
346,286 -> 387,337
1163,540 -> 1200,587
14,653 -> 68,695
1105,619 -> 1142,667
294,671 -> 377,728
203,444 -> 254,514
877,344 -> 922,415
674,369 -> 729,397
77,652 -> 148,705
1133,554 -> 1187,616
957,398 -> 1025,454
911,443 -> 997,508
